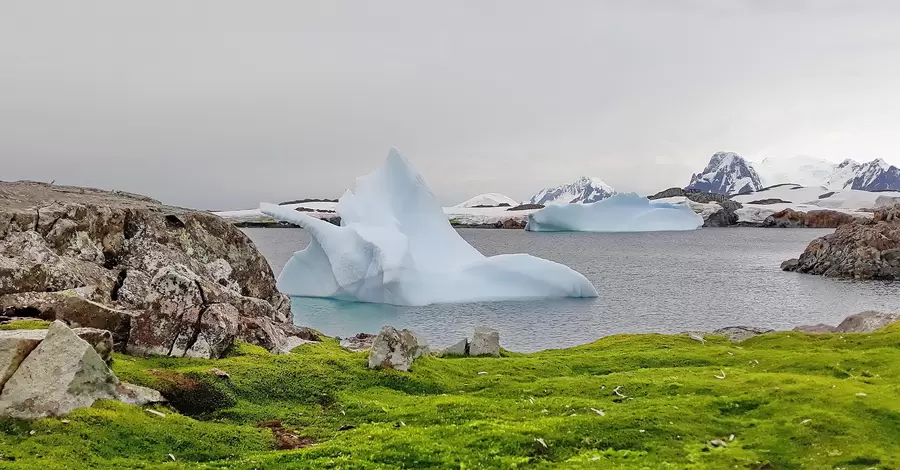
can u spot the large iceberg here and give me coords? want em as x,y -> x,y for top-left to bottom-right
260,149 -> 598,306
525,193 -> 704,232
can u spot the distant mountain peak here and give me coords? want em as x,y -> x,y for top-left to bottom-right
527,175 -> 617,205
685,152 -> 762,195
750,155 -> 900,192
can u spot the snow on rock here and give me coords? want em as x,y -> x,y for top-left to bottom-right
525,193 -> 704,232
454,193 -> 518,208
752,157 -> 900,191
686,152 -> 762,195
259,149 -> 597,306
527,176 -> 616,205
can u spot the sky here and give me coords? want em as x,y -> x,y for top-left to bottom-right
2,1 -> 900,209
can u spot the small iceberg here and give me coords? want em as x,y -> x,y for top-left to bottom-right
260,149 -> 598,306
525,193 -> 704,232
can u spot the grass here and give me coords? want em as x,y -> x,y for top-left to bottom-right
2,326 -> 900,468
0,319 -> 50,330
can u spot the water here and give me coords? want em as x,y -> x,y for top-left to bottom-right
242,227 -> 900,352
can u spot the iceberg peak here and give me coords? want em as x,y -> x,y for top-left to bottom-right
261,149 -> 598,306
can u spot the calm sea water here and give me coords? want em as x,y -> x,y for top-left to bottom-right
242,227 -> 900,352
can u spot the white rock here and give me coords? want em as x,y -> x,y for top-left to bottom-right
0,330 -> 43,391
367,325 -> 429,372
0,321 -> 119,419
469,327 -> 500,357
115,382 -> 166,406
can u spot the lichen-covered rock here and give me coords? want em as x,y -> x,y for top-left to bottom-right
0,327 -> 115,363
0,321 -> 119,419
368,326 -> 429,372
469,327 -> 500,357
782,204 -> 900,279
0,181 -> 293,357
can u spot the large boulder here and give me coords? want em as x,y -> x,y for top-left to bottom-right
367,326 -> 429,372
0,181 -> 295,357
0,321 -> 119,419
703,200 -> 742,227
469,327 -> 501,357
794,311 -> 900,334
0,331 -> 42,391
782,204 -> 900,279
0,327 -> 114,364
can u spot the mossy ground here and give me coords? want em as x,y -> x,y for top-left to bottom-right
2,326 -> 900,469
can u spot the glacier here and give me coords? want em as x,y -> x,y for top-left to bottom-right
260,149 -> 598,306
525,193 -> 704,232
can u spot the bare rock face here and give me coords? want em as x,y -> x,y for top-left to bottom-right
763,208 -> 860,228
469,327 -> 500,357
782,204 -> 900,279
340,333 -> 376,352
0,321 -> 119,419
367,326 -> 429,372
0,181 -> 297,357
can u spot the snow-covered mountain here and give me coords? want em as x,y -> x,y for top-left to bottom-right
527,176 -> 616,205
753,157 -> 900,191
685,152 -> 762,195
454,193 -> 518,208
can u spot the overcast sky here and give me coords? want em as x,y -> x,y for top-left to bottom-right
3,1 -> 900,209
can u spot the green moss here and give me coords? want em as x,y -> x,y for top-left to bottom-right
3,328 -> 900,468
0,319 -> 50,330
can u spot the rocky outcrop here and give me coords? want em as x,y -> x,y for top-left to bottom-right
0,322 -> 139,419
747,198 -> 791,205
469,327 -> 501,357
441,338 -> 469,356
782,204 -> 900,279
367,326 -> 429,372
703,200 -> 742,227
339,333 -> 376,352
794,311 -> 900,333
762,208 -> 861,228
0,181 -> 306,357
647,187 -> 730,204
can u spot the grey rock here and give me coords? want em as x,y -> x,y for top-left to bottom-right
368,326 -> 429,372
711,326 -> 774,342
0,181 -> 293,358
469,327 -> 500,357
115,382 -> 166,406
0,321 -> 119,419
0,331 -> 42,391
442,338 -> 469,356
0,327 -> 114,363
835,311 -> 900,333
781,258 -> 800,271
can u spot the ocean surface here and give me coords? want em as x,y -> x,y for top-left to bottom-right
242,227 -> 900,352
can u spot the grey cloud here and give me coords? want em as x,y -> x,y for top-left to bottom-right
1,1 -> 898,208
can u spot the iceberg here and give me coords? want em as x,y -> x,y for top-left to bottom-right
260,149 -> 598,306
525,193 -> 704,232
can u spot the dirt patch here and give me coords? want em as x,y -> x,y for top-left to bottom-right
257,420 -> 317,450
